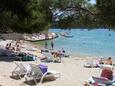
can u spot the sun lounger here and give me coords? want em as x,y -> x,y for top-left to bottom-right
101,64 -> 114,70
84,61 -> 93,68
12,62 -> 27,79
88,76 -> 115,86
25,64 -> 60,85
84,60 -> 95,68
84,59 -> 101,68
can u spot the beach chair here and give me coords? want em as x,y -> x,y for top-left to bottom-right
84,59 -> 101,68
84,60 -> 94,68
88,76 -> 115,86
41,52 -> 54,62
12,62 -> 27,79
101,64 -> 114,70
25,64 -> 60,85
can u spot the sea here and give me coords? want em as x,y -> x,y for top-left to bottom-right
35,28 -> 115,58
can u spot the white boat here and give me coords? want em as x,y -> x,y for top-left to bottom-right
60,32 -> 74,38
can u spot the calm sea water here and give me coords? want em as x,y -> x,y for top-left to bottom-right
35,28 -> 115,57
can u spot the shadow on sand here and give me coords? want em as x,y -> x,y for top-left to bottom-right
10,76 -> 22,80
0,48 -> 20,62
23,78 -> 55,86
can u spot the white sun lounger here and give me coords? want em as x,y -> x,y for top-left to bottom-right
24,64 -> 60,85
12,62 -> 27,79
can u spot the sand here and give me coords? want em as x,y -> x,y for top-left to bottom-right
0,56 -> 103,86
0,40 -> 114,86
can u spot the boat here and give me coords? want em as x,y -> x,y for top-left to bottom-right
60,32 -> 74,38
61,34 -> 74,38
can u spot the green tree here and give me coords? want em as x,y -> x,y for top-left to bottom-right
96,0 -> 115,27
0,0 -> 53,33
96,0 -> 115,14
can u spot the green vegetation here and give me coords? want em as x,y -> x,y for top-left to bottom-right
96,0 -> 115,27
0,0 -> 53,33
0,0 -> 115,33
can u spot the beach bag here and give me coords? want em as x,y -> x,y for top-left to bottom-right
39,64 -> 48,74
21,54 -> 35,61
27,55 -> 34,61
101,67 -> 113,80
21,55 -> 28,61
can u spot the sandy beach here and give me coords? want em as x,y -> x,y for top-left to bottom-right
0,40 -> 115,86
0,57 -> 101,86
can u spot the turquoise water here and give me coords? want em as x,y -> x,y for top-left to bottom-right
48,28 -> 115,57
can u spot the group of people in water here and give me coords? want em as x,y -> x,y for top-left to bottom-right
45,41 -> 54,50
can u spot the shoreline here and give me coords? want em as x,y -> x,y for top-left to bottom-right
0,39 -> 114,60
27,40 -> 115,59
28,41 -> 115,60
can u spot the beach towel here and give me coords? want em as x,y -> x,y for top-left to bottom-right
101,67 -> 113,80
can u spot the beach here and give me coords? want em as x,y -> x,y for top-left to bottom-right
0,57 -> 101,86
0,40 -> 115,86
0,0 -> 115,85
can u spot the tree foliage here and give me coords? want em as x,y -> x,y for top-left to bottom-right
96,0 -> 115,27
96,0 -> 115,14
0,0 -> 115,33
0,0 -> 53,33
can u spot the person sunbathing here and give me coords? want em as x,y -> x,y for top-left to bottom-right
11,47 -> 15,52
106,57 -> 112,65
16,45 -> 21,52
52,52 -> 61,63
5,43 -> 12,50
5,43 -> 10,50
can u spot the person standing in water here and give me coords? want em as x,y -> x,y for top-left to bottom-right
45,41 -> 48,49
51,40 -> 54,50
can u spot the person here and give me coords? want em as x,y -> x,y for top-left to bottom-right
11,47 -> 15,52
5,43 -> 12,50
58,50 -> 62,57
16,45 -> 21,52
45,41 -> 48,49
16,40 -> 21,45
52,52 -> 61,63
62,48 -> 65,53
61,48 -> 69,57
5,43 -> 10,50
99,57 -> 104,64
106,57 -> 112,65
83,81 -> 89,86
9,43 -> 12,49
51,41 -> 54,50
